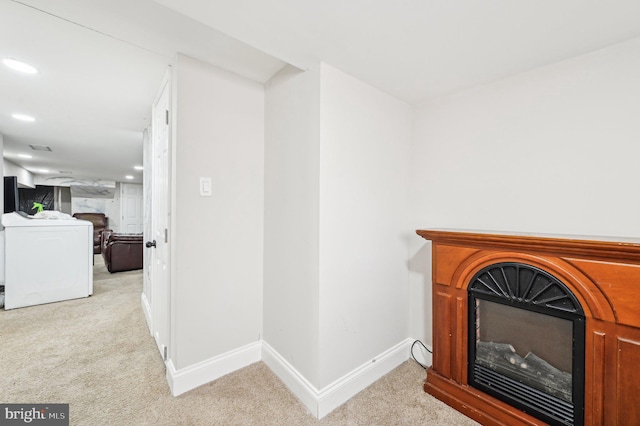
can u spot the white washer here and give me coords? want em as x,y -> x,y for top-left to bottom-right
2,212 -> 93,309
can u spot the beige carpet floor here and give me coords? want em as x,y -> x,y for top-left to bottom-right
0,255 -> 478,425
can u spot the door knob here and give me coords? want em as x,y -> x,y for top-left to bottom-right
145,240 -> 156,248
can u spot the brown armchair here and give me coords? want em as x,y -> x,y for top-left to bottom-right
101,231 -> 143,273
73,212 -> 110,254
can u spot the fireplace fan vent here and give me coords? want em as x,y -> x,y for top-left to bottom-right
468,262 -> 583,315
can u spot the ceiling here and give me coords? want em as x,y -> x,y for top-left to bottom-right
0,0 -> 284,184
154,0 -> 640,103
3,0 -> 640,185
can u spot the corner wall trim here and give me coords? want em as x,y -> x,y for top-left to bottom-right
261,341 -> 320,416
167,340 -> 262,397
262,338 -> 413,419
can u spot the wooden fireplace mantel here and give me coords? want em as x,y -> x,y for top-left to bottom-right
417,229 -> 640,426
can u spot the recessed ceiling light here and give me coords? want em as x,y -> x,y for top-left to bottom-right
18,154 -> 33,159
12,113 -> 35,122
38,169 -> 49,173
2,58 -> 38,74
125,175 -> 134,180
134,165 -> 144,170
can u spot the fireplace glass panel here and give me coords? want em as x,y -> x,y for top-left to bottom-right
474,299 -> 573,402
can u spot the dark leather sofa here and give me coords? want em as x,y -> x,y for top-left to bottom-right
101,230 -> 143,273
73,212 -> 110,254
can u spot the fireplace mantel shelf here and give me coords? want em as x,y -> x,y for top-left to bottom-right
417,228 -> 640,426
417,229 -> 640,262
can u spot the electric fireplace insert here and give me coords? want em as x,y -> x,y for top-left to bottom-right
468,262 -> 585,426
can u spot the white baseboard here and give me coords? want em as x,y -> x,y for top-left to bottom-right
262,338 -> 413,419
163,338 -> 428,418
316,338 -> 414,418
140,293 -> 152,334
166,341 -> 262,397
261,341 -> 320,416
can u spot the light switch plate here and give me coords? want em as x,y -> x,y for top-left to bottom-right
200,177 -> 212,196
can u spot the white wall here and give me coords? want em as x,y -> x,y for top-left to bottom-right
318,63 -> 412,388
264,64 -> 322,385
71,182 -> 121,231
264,63 -> 413,393
0,134 -> 4,215
3,159 -> 34,188
409,37 -> 640,346
0,133 -> 4,285
172,54 -> 264,370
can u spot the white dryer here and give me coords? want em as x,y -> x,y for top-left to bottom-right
2,212 -> 93,309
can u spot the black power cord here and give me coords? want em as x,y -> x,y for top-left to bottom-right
410,339 -> 432,370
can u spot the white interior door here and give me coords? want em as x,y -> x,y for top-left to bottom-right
148,73 -> 171,361
120,183 -> 143,233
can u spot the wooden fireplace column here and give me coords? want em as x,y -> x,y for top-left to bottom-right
416,229 -> 640,426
